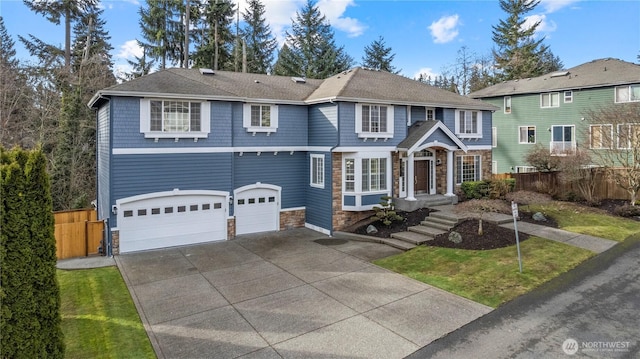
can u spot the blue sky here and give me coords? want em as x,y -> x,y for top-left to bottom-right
2,0 -> 639,79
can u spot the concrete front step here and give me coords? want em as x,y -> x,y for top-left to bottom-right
420,219 -> 455,231
429,211 -> 464,222
390,231 -> 434,245
408,225 -> 447,238
379,237 -> 417,250
423,215 -> 458,227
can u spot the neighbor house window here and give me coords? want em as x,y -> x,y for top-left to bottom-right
519,126 -> 536,144
516,166 -> 537,173
362,158 -> 387,192
243,104 -> 278,133
456,155 -> 481,184
355,104 -> 394,138
540,92 -> 560,108
455,110 -> 482,138
564,91 -> 573,103
310,154 -> 324,188
551,125 -> 575,154
590,124 -> 613,149
615,85 -> 640,103
140,99 -> 210,139
617,124 -> 640,149
504,96 -> 512,114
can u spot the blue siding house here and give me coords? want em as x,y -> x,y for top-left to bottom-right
89,67 -> 497,254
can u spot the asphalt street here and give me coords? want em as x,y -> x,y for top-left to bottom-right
407,233 -> 640,359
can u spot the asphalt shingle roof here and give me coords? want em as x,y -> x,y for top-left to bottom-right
469,58 -> 640,98
93,67 -> 496,111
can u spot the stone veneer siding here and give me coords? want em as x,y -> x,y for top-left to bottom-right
111,230 -> 120,255
280,209 -> 306,230
331,152 -> 375,231
227,218 -> 236,239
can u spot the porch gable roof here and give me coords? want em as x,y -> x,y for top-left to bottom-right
397,120 -> 468,153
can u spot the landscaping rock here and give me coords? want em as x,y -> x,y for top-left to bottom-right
448,231 -> 463,244
366,224 -> 378,234
533,212 -> 547,222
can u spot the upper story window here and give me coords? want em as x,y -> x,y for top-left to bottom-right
564,91 -> 573,103
540,92 -> 560,108
455,110 -> 482,138
355,104 -> 394,139
243,104 -> 279,134
140,99 -> 210,139
426,108 -> 434,121
519,126 -> 536,144
615,84 -> 640,103
590,124 -> 613,149
310,154 -> 324,188
504,96 -> 512,114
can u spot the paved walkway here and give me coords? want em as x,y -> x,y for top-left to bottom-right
431,205 -> 618,254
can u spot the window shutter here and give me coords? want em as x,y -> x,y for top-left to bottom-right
271,105 -> 279,129
243,104 -> 251,128
201,101 -> 210,133
140,99 -> 150,133
387,106 -> 394,135
355,104 -> 362,133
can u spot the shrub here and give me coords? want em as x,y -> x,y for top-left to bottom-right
613,203 -> 640,217
461,179 -> 515,200
372,196 -> 404,226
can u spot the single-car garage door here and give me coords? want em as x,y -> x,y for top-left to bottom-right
116,189 -> 229,253
234,183 -> 280,235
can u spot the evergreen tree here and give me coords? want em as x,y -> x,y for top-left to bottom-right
192,0 -> 236,70
273,0 -> 353,79
361,36 -> 399,73
119,44 -> 156,81
1,147 -> 64,358
491,0 -> 558,80
23,0 -> 98,71
0,17 -> 33,148
241,0 -> 277,74
139,0 -> 182,69
70,6 -> 114,74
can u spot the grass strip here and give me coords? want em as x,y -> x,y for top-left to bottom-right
374,237 -> 594,308
58,267 -> 156,359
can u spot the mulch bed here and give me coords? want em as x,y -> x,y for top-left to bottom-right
427,219 -> 530,250
352,208 -> 433,238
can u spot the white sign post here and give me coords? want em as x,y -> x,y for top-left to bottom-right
512,201 -> 523,273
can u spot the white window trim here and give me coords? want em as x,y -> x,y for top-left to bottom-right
615,84 -> 640,103
550,125 -> 576,155
355,103 -> 395,139
518,126 -> 536,144
564,90 -> 573,103
140,99 -> 210,139
504,96 -> 511,114
540,92 -> 560,108
243,103 -> 279,134
455,155 -> 481,185
617,123 -> 640,149
454,109 -> 483,138
492,127 -> 497,147
589,124 -> 613,149
515,166 -> 537,173
341,152 -> 392,211
491,161 -> 498,174
310,154 -> 324,189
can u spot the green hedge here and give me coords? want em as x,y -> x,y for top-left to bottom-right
460,179 -> 515,200
1,147 -> 64,358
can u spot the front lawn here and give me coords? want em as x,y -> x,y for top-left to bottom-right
58,267 -> 155,359
375,237 -> 594,308
526,201 -> 640,242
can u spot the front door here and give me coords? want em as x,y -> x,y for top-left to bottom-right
415,161 -> 429,193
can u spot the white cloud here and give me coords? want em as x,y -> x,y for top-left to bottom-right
428,15 -> 460,44
539,0 -> 581,13
317,0 -> 367,37
523,14 -> 557,36
413,67 -> 438,81
117,40 -> 143,60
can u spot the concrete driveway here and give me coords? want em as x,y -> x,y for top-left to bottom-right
116,228 -> 491,359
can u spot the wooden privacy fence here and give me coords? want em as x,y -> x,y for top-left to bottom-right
54,209 -> 104,259
493,169 -> 630,201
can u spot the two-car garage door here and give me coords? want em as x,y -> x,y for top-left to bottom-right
116,185 -> 281,253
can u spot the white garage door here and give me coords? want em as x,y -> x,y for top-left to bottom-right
116,189 -> 228,253
234,184 -> 280,235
